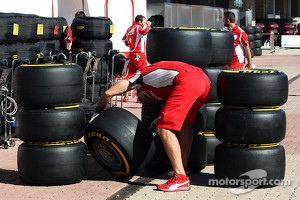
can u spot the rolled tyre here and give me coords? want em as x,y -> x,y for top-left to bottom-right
217,69 -> 288,107
214,143 -> 285,188
146,27 -> 212,66
215,107 -> 286,144
208,29 -> 234,66
13,64 -> 83,107
85,107 -> 156,179
16,105 -> 86,142
18,141 -> 88,186
141,101 -> 164,130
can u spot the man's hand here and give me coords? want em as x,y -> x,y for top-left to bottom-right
96,80 -> 132,113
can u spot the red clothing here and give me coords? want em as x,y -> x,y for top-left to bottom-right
122,21 -> 151,77
228,24 -> 249,69
128,61 -> 211,131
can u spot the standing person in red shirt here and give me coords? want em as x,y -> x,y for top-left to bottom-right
122,15 -> 151,102
96,61 -> 211,192
223,11 -> 253,69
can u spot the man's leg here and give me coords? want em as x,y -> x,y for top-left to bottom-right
178,124 -> 194,170
156,128 -> 186,175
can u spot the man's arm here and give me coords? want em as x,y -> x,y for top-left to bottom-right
96,80 -> 132,112
244,45 -> 253,69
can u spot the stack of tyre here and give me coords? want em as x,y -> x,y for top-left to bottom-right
297,23 -> 300,35
200,28 -> 233,165
38,17 -> 68,57
280,22 -> 295,36
264,22 -> 279,46
71,16 -> 113,103
14,64 -> 88,186
0,13 -> 68,67
214,69 -> 288,188
144,27 -> 234,172
242,26 -> 263,57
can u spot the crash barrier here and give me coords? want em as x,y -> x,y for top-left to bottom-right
14,64 -> 88,186
214,69 -> 288,188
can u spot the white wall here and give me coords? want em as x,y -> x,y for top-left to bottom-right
0,0 -> 53,16
0,0 -> 147,52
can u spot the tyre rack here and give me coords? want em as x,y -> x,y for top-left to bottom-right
0,86 -> 17,149
107,49 -> 130,108
74,51 -> 100,103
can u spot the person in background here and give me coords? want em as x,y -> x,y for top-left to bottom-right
223,11 -> 253,69
96,61 -> 211,192
122,15 -> 151,102
65,11 -> 86,50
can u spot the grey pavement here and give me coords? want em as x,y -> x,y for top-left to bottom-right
0,47 -> 299,200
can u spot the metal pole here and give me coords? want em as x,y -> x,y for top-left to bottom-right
270,31 -> 275,53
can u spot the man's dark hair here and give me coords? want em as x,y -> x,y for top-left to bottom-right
224,11 -> 236,23
134,15 -> 145,22
75,11 -> 86,17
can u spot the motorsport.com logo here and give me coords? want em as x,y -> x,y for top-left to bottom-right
208,169 -> 291,194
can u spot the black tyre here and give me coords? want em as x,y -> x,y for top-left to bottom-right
16,106 -> 86,142
203,103 -> 222,132
203,133 -> 221,165
147,133 -> 207,174
254,47 -> 262,56
148,15 -> 164,27
71,16 -> 113,40
146,27 -> 212,66
141,101 -> 164,130
71,39 -> 113,58
38,40 -> 61,56
202,66 -> 229,103
18,141 -> 88,186
208,29 -> 234,66
242,26 -> 256,34
85,107 -> 156,179
215,107 -> 286,144
13,64 -> 83,107
214,144 -> 285,188
188,133 -> 207,173
217,69 -> 288,107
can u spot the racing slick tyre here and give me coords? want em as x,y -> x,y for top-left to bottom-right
146,27 -> 212,66
217,69 -> 288,107
188,133 -> 207,173
208,29 -> 234,66
147,133 -> 207,174
214,143 -> 285,188
203,103 -> 222,132
202,66 -> 229,103
13,64 -> 83,107
215,106 -> 286,144
142,101 -> 207,135
203,132 -> 221,165
85,107 -> 156,179
71,16 -> 113,40
17,141 -> 88,186
16,105 -> 86,142
71,39 -> 113,58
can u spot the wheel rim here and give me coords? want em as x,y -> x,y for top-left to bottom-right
92,139 -> 122,170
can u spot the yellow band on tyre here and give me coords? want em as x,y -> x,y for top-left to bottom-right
223,143 -> 280,148
26,140 -> 80,146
